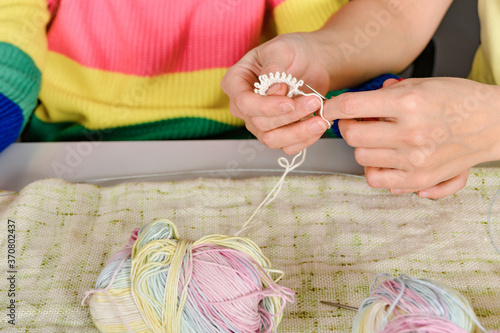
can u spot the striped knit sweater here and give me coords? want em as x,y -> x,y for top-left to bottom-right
0,0 -> 348,152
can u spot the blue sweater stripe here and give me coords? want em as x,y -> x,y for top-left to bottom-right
0,92 -> 23,152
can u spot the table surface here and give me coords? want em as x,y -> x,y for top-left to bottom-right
0,139 -> 364,192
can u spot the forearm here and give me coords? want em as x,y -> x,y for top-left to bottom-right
310,0 -> 452,90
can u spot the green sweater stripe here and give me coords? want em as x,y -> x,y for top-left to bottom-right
0,42 -> 41,130
24,115 -> 253,141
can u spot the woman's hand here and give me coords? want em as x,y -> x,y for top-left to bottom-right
221,0 -> 452,156
326,77 -> 500,198
221,33 -> 335,155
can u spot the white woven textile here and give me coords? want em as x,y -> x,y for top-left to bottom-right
0,169 -> 499,332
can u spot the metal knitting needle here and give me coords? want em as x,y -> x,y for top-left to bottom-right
304,83 -> 327,100
0,192 -> 18,197
320,300 -> 359,311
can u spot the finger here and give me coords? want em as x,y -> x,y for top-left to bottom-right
266,82 -> 289,96
249,95 -> 323,132
390,188 -> 421,195
416,169 -> 469,199
339,119 -> 399,149
324,89 -> 398,120
231,91 -> 296,117
281,134 -> 323,155
222,67 -> 296,117
250,115 -> 329,150
257,37 -> 295,75
221,42 -> 292,99
366,165 -> 460,191
382,78 -> 400,88
221,64 -> 257,97
364,167 -> 410,190
354,148 -> 406,169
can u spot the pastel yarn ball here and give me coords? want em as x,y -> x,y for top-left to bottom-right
352,274 -> 485,333
85,220 -> 294,332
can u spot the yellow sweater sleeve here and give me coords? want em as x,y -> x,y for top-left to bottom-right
273,0 -> 349,34
469,0 -> 500,85
0,0 -> 50,71
0,0 -> 49,152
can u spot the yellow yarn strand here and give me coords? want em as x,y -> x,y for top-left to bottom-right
124,220 -> 290,332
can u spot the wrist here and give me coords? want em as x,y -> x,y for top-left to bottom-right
478,84 -> 500,163
309,27 -> 390,92
308,29 -> 354,91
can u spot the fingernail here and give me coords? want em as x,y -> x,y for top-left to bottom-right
267,84 -> 280,95
390,189 -> 403,194
306,98 -> 321,112
310,120 -> 328,133
279,102 -> 294,113
418,191 -> 429,198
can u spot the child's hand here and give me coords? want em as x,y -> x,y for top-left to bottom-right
325,77 -> 500,198
221,32 -> 335,155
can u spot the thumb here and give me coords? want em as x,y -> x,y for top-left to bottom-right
266,82 -> 289,96
382,78 -> 400,88
260,60 -> 292,97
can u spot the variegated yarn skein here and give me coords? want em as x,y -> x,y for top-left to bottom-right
83,220 -> 294,332
352,274 -> 499,333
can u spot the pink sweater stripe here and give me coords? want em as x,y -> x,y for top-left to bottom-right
268,0 -> 288,7
47,0 -> 266,75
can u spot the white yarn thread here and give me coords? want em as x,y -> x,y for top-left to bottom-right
236,149 -> 307,236
237,73 -> 330,235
